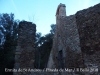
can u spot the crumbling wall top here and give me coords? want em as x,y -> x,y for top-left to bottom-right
56,3 -> 66,17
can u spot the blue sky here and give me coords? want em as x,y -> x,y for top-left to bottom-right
0,0 -> 100,35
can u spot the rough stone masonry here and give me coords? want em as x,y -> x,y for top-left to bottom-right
13,3 -> 100,75
47,3 -> 83,69
48,3 -> 100,75
76,3 -> 100,75
13,21 -> 36,75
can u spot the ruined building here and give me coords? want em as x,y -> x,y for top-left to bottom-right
47,3 -> 100,75
13,3 -> 100,75
47,3 -> 83,69
76,3 -> 100,74
14,21 -> 36,75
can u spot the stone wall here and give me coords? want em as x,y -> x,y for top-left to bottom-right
47,3 -> 83,69
14,21 -> 36,75
55,15 -> 83,68
48,3 -> 100,75
13,3 -> 100,75
76,3 -> 100,74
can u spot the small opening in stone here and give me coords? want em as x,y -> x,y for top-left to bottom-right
58,50 -> 64,68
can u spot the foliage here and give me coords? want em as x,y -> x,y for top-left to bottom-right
34,24 -> 56,69
0,13 -> 19,75
50,24 -> 56,35
0,13 -> 56,74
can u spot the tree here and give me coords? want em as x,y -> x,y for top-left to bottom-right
50,24 -> 56,35
0,13 -> 19,75
34,24 -> 56,69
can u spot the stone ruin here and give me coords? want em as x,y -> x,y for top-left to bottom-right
13,21 -> 36,75
47,3 -> 100,75
48,3 -> 83,69
76,4 -> 100,75
13,3 -> 100,75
